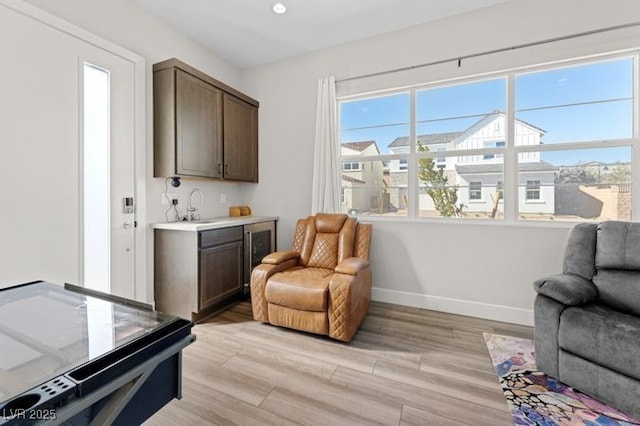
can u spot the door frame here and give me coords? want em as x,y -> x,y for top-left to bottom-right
1,0 -> 148,302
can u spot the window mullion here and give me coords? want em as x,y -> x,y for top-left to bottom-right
408,90 -> 418,219
504,73 -> 517,222
633,53 -> 640,221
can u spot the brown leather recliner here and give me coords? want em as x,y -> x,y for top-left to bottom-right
250,213 -> 372,342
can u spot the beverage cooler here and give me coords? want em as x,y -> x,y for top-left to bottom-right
243,221 -> 276,295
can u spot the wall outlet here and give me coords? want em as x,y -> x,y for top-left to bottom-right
162,193 -> 178,205
220,193 -> 226,204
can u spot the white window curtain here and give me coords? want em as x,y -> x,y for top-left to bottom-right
311,76 -> 341,214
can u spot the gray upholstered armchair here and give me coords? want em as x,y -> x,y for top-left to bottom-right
533,221 -> 640,418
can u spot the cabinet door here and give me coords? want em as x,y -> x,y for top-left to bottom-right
199,241 -> 243,310
223,93 -> 258,182
176,70 -> 223,178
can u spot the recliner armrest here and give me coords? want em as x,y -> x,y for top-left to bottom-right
533,273 -> 598,306
335,257 -> 369,275
262,250 -> 300,265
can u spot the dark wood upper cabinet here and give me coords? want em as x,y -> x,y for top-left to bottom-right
223,93 -> 258,182
153,58 -> 259,182
175,70 -> 223,178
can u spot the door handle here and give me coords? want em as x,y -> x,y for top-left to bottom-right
118,221 -> 134,230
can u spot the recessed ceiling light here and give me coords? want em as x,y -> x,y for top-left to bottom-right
272,3 -> 286,14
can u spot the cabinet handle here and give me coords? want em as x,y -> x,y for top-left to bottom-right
225,164 -> 229,175
218,163 -> 222,175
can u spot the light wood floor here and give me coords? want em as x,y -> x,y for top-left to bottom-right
145,301 -> 533,425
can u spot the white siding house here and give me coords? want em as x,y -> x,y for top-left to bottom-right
341,141 -> 387,213
388,112 -> 557,216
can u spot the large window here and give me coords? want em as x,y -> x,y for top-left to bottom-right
338,55 -> 636,222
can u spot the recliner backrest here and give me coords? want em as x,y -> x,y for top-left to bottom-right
291,213 -> 364,269
595,221 -> 640,270
593,221 -> 640,316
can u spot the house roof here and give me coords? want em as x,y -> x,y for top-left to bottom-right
342,140 -> 379,152
456,161 -> 558,174
341,174 -> 366,184
387,111 -> 546,149
455,111 -> 546,142
388,132 -> 462,148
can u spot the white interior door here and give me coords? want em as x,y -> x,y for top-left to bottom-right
0,4 -> 80,287
0,2 -> 138,298
81,47 -> 136,300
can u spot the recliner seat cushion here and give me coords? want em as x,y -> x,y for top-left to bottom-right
268,304 -> 329,335
559,303 -> 640,380
265,267 -> 333,312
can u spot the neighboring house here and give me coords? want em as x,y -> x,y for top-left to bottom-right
341,141 -> 387,213
388,111 -> 557,216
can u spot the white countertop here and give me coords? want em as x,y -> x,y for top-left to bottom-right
152,215 -> 278,231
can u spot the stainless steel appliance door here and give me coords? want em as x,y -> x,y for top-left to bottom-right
243,221 -> 276,294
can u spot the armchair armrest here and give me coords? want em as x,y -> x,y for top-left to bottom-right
533,273 -> 598,306
262,250 -> 300,265
335,257 -> 369,275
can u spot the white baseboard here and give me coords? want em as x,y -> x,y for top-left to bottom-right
371,287 -> 534,327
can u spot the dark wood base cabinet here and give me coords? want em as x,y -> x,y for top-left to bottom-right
199,234 -> 243,311
154,227 -> 244,321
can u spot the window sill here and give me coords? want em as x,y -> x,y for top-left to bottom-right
350,214 -> 578,229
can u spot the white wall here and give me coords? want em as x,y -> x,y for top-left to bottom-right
240,0 -> 640,325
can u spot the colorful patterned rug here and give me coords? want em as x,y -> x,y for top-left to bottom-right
483,333 -> 639,425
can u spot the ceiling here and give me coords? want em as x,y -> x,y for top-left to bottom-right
134,0 -> 511,69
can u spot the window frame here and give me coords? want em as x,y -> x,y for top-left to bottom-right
337,51 -> 638,224
342,161 -> 362,171
469,182 -> 483,201
435,147 -> 446,166
483,141 -> 505,160
525,180 -> 541,201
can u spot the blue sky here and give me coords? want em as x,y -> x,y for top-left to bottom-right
340,57 -> 633,166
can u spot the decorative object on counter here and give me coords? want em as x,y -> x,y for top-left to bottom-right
228,206 -> 252,216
